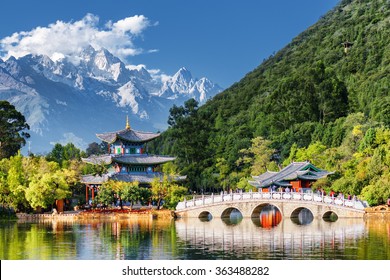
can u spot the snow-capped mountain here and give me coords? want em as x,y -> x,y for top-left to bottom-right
158,67 -> 221,103
0,46 -> 223,153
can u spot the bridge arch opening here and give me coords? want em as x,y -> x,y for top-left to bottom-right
221,208 -> 243,225
322,211 -> 338,222
251,204 -> 282,228
198,211 -> 213,222
291,207 -> 314,225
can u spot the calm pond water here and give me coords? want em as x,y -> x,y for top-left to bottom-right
1,213 -> 389,260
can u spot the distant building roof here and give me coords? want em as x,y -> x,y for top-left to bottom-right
82,154 -> 176,165
96,128 -> 160,144
248,161 -> 333,188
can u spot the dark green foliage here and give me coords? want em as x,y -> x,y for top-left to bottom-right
86,142 -> 106,156
46,143 -> 82,167
0,100 -> 30,159
150,0 -> 390,198
95,184 -> 115,207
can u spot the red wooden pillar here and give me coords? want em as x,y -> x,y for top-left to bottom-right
86,184 -> 89,205
56,199 -> 64,212
92,186 -> 95,201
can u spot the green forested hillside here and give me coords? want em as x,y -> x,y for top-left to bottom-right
150,0 -> 390,205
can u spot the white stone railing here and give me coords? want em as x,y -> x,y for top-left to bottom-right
176,190 -> 366,211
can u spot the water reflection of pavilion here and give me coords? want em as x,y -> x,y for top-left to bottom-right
174,218 -> 366,259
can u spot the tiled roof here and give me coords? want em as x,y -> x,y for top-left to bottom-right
81,173 -> 187,184
81,174 -> 109,184
249,161 -> 333,188
96,128 -> 160,144
252,171 -> 278,182
81,154 -> 112,165
113,155 -> 176,165
110,173 -> 187,184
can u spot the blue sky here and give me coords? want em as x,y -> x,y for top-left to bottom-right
0,0 -> 340,88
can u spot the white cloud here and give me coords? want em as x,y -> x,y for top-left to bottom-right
147,69 -> 171,83
159,74 -> 172,83
0,13 -> 176,89
125,64 -> 171,83
0,13 -> 155,63
112,15 -> 151,35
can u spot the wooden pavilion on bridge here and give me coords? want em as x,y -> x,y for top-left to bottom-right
248,161 -> 333,193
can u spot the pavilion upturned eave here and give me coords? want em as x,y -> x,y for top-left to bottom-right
96,128 -> 160,144
110,173 -> 187,184
113,155 -> 176,165
81,173 -> 187,185
81,174 -> 109,185
81,154 -> 176,166
81,154 -> 112,165
248,161 -> 333,188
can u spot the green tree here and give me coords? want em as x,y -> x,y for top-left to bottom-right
165,184 -> 188,210
24,158 -> 71,211
46,143 -> 64,166
138,187 -> 152,206
361,175 -> 390,206
236,177 -> 254,192
0,101 -> 30,159
86,142 -> 106,156
7,152 -> 28,211
62,143 -> 82,166
25,170 -> 70,211
120,182 -> 141,208
216,157 -> 230,191
296,141 -> 328,167
46,142 -> 82,167
96,183 -> 115,207
151,176 -> 170,210
164,98 -> 213,191
237,136 -> 276,176
0,158 -> 10,207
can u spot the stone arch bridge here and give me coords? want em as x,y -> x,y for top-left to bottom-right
175,191 -> 366,220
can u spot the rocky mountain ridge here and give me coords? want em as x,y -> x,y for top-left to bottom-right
0,45 -> 223,153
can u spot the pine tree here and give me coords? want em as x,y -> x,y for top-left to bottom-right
0,101 -> 30,159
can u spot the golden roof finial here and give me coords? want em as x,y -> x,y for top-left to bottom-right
126,115 -> 131,130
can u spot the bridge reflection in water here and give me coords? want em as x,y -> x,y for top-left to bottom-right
258,205 -> 282,228
174,216 -> 366,259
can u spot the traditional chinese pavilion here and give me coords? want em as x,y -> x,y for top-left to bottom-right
248,161 -> 333,192
81,117 -> 186,203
